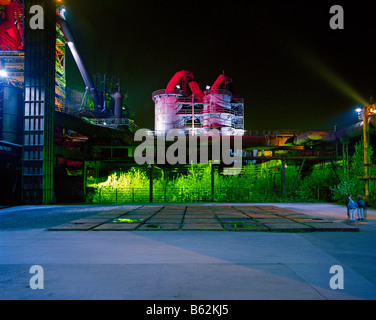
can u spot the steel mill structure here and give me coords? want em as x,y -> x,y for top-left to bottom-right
153,70 -> 244,136
0,0 -> 132,204
0,0 -> 375,205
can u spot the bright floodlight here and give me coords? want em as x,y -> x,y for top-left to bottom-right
58,5 -> 67,19
0,70 -> 8,78
355,108 -> 362,113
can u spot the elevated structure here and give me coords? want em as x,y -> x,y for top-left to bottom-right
23,0 -> 56,204
0,1 -> 24,204
0,1 -> 24,145
56,12 -> 103,111
0,0 -> 23,51
152,70 -> 244,136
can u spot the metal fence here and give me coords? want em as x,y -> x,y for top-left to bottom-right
87,187 -> 287,204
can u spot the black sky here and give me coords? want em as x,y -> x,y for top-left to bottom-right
62,0 -> 376,132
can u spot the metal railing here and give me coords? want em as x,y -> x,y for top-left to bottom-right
87,187 -> 287,204
152,89 -> 244,104
55,104 -> 86,115
244,129 -> 303,136
152,89 -> 184,100
177,106 -> 243,117
86,118 -> 139,132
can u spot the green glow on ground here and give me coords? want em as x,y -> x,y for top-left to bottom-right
112,218 -> 144,223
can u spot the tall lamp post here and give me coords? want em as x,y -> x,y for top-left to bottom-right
357,100 -> 376,201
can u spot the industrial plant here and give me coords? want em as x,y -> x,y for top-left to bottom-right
153,70 -> 244,136
0,0 -> 375,205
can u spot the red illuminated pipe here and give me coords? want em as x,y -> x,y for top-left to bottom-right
192,135 -> 271,147
202,73 -> 232,128
188,80 -> 204,98
166,70 -> 193,93
211,74 -> 226,90
166,70 -> 204,98
135,135 -> 278,148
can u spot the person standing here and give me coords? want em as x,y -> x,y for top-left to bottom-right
347,195 -> 358,222
356,195 -> 365,220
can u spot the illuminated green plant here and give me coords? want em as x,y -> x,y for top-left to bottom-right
87,152 -> 376,205
331,141 -> 375,205
293,164 -> 331,201
91,168 -> 149,203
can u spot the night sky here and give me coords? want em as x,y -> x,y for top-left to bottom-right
62,0 -> 376,132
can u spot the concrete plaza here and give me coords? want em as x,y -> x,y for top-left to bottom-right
1,202 -> 376,300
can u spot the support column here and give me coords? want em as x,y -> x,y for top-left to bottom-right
342,140 -> 349,177
291,159 -> 305,195
149,164 -> 153,203
22,1 -> 56,204
281,160 -> 286,199
211,161 -> 215,202
363,106 -> 370,197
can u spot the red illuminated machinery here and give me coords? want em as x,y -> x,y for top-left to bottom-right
203,72 -> 234,130
0,0 -> 23,51
153,70 -> 244,136
153,70 -> 204,135
165,70 -> 204,98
